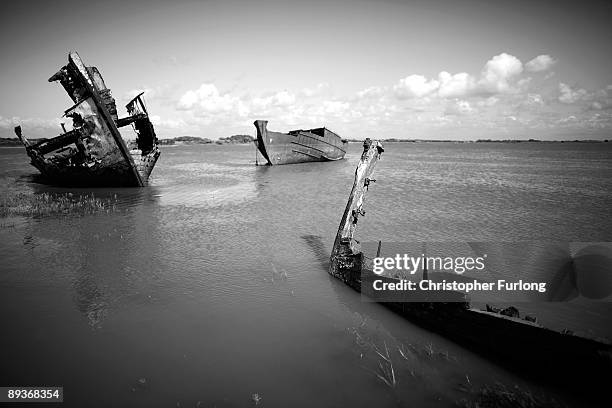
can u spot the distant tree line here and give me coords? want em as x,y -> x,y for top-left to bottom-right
158,135 -> 254,145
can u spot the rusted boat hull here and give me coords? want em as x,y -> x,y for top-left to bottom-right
254,120 -> 347,165
359,273 -> 611,377
15,52 -> 160,187
329,140 -> 611,391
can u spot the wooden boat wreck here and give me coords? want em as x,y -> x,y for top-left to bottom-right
253,120 -> 347,165
15,51 -> 160,186
330,139 -> 611,392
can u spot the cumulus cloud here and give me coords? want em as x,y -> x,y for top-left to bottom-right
558,83 -> 589,104
252,90 -> 296,110
271,90 -> 296,106
516,77 -> 532,91
178,83 -> 248,116
525,55 -> 557,72
393,75 -> 439,98
0,115 -> 64,138
477,96 -> 499,107
444,99 -> 474,116
149,115 -> 189,130
391,52 -> 534,101
0,116 -> 13,129
321,100 -> 349,115
544,71 -> 555,80
0,116 -> 62,130
526,93 -> 544,105
438,71 -> 475,98
356,86 -> 385,99
301,83 -> 329,97
123,51 -> 612,140
123,84 -> 175,103
589,85 -> 612,110
478,53 -> 523,94
559,115 -> 577,123
556,83 -> 612,110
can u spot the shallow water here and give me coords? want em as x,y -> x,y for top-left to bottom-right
1,142 -> 611,407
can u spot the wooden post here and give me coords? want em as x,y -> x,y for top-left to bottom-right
330,138 -> 384,282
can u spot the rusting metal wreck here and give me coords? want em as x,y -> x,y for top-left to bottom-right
254,120 -> 347,165
15,51 -> 160,186
330,139 -> 611,390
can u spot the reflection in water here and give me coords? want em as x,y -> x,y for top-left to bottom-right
253,165 -> 272,192
301,234 -> 330,268
158,181 -> 257,208
157,161 -> 259,208
73,274 -> 107,329
21,187 -> 162,329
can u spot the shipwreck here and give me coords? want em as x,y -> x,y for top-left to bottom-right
330,139 -> 611,392
15,51 -> 160,186
254,120 -> 347,165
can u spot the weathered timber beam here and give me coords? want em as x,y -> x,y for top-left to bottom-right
115,113 -> 147,128
31,130 -> 81,155
330,138 -> 384,278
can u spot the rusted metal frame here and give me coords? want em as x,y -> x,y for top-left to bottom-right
68,52 -> 144,187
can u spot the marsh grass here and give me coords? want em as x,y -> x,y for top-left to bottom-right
416,341 -> 456,362
349,328 -> 397,388
348,324 -> 558,406
372,341 -> 397,388
397,343 -> 413,361
0,192 -> 120,218
457,381 -> 563,408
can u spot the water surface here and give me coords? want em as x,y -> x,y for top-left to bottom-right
1,142 -> 611,407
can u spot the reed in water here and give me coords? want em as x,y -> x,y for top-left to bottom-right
1,192 -> 119,218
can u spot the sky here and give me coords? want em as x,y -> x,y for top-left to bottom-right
1,0 -> 611,140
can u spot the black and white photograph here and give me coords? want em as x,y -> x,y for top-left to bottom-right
1,1 -> 611,407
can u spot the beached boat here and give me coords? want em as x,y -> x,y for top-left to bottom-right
253,120 -> 347,165
14,51 -> 160,186
330,139 -> 611,391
